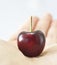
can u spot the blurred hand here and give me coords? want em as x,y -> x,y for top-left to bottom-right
0,13 -> 57,65
10,13 -> 57,47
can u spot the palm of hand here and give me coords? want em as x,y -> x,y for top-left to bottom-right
0,14 -> 57,65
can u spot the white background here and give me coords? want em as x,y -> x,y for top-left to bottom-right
0,0 -> 57,40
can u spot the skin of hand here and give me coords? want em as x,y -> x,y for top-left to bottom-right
0,13 -> 57,65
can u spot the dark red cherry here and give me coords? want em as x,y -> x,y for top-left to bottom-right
17,30 -> 45,57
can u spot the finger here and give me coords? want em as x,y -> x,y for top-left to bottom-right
46,20 -> 57,45
35,13 -> 52,36
9,16 -> 39,41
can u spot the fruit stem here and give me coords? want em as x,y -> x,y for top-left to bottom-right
30,16 -> 32,32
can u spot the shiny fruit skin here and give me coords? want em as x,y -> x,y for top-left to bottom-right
17,30 -> 45,57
